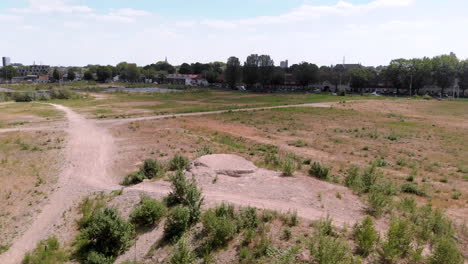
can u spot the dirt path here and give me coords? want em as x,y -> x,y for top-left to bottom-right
0,104 -> 118,264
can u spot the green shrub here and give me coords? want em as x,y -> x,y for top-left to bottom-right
141,159 -> 164,179
84,251 -> 114,264
309,235 -> 354,264
129,196 -> 166,229
344,165 -> 361,192
22,236 -> 68,264
281,158 -> 295,176
379,217 -> 413,263
338,88 -> 347,96
367,184 -> 393,217
411,204 -> 454,242
214,202 -> 235,219
360,165 -> 382,193
202,210 -> 237,249
50,88 -> 78,99
170,237 -> 195,264
282,210 -> 299,227
74,208 -> 134,261
197,145 -> 213,156
166,170 -> 203,224
169,154 -> 190,171
309,162 -> 331,180
314,217 -> 336,237
429,237 -> 463,264
263,152 -> 281,168
121,171 -> 145,186
353,216 -> 379,257
164,206 -> 191,242
401,183 -> 426,196
13,92 -> 36,102
238,207 -> 259,229
282,227 -> 292,241
373,159 -> 388,167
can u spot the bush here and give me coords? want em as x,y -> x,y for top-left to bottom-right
338,88 -> 347,96
309,162 -> 331,180
281,158 -> 295,176
354,216 -> 379,257
202,210 -> 237,249
360,165 -> 382,193
129,196 -> 166,229
314,217 -> 336,237
166,170 -> 203,224
379,217 -> 413,263
367,184 -> 393,217
344,166 -> 361,191
429,237 -> 463,264
309,235 -> 354,264
164,206 -> 191,242
23,236 -> 68,264
169,154 -> 190,171
282,210 -> 299,227
121,171 -> 145,186
170,237 -> 195,264
50,88 -> 77,99
13,92 -> 36,102
238,207 -> 259,229
84,251 -> 113,264
401,183 -> 426,196
141,159 -> 165,179
74,208 -> 134,261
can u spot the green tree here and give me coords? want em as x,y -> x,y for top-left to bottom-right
406,57 -> 433,95
96,66 -> 112,82
457,60 -> 468,97
52,68 -> 60,82
83,70 -> 94,81
203,70 -> 218,84
258,54 -> 275,86
383,59 -> 408,95
293,62 -> 319,87
67,68 -> 76,81
178,63 -> 192,74
243,54 -> 260,88
271,67 -> 285,85
349,67 -> 373,94
354,216 -> 379,256
225,56 -> 242,89
432,54 -> 459,95
0,65 -> 17,80
126,63 -> 140,82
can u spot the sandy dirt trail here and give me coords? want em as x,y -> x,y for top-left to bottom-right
0,104 -> 118,264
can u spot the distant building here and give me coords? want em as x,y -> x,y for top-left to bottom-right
280,60 -> 289,69
17,65 -> 51,77
2,57 -> 11,67
166,74 -> 208,86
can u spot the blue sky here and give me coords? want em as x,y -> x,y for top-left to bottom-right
0,0 -> 467,66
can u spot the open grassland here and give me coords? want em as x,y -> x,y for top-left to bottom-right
51,89 -> 390,119
0,103 -> 63,128
0,130 -> 65,250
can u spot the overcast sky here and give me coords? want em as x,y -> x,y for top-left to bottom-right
1,0 -> 467,67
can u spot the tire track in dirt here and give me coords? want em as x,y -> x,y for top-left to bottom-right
0,104 -> 118,264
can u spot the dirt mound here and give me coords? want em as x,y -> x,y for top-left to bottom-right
187,154 -> 366,226
192,154 -> 257,177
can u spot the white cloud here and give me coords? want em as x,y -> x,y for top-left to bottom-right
10,0 -> 92,14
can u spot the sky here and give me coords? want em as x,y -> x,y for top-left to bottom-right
1,0 -> 467,67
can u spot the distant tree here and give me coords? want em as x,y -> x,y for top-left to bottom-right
203,70 -> 218,84
383,59 -> 409,95
52,68 -> 60,82
432,54 -> 459,95
67,68 -> 76,81
293,62 -> 319,87
178,63 -> 192,74
271,67 -> 285,85
258,55 -> 275,86
243,54 -> 260,88
96,66 -> 112,82
225,56 -> 242,89
458,60 -> 468,97
0,65 -> 17,80
350,68 -> 373,94
116,62 -> 128,80
191,62 -> 210,74
144,61 -> 176,74
210,62 -> 225,74
126,63 -> 140,82
83,70 -> 94,81
406,57 -> 433,95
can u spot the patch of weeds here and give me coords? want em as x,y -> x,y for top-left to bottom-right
313,217 -> 336,237
254,144 -> 279,153
354,216 -> 379,257
122,158 -> 165,186
122,171 -> 145,186
309,235 -> 354,264
396,157 -> 407,167
429,237 -> 463,264
197,145 -> 213,156
401,183 -> 426,197
0,244 -> 10,254
439,177 -> 449,183
170,236 -> 195,264
23,236 -> 68,264
308,162 -> 331,180
451,191 -> 461,200
406,170 -> 417,182
281,227 -> 292,241
281,210 -> 299,227
288,139 -> 308,147
169,154 -> 190,171
163,206 -> 191,243
281,158 -> 295,176
201,208 -> 238,251
129,196 -> 166,229
373,158 -> 388,167
379,217 -> 413,263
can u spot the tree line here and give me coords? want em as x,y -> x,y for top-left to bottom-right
2,53 -> 467,96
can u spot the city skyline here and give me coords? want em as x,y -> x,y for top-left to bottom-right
1,0 -> 467,67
